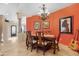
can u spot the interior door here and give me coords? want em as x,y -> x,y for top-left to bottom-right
11,25 -> 17,37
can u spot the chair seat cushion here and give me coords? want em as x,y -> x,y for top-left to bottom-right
38,41 -> 51,46
32,40 -> 37,43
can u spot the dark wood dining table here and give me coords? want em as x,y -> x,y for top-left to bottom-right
31,34 -> 56,54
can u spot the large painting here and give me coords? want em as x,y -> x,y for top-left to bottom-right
59,16 -> 73,34
34,21 -> 40,30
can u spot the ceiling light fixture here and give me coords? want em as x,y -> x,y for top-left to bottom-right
40,4 -> 48,21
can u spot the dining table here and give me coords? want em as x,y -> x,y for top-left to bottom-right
31,34 -> 56,54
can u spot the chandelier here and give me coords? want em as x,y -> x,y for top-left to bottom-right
40,4 -> 48,21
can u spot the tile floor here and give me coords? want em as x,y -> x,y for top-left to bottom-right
0,33 -> 79,56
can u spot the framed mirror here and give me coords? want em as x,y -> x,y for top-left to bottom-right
11,25 -> 17,37
34,21 -> 40,30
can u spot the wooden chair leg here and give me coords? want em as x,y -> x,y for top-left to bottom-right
43,51 -> 45,56
43,48 -> 45,56
57,44 -> 60,51
27,45 -> 29,50
76,50 -> 79,54
36,46 -> 38,52
26,40 -> 28,49
31,47 -> 32,52
31,45 -> 33,52
53,40 -> 56,54
78,50 -> 79,54
26,38 -> 28,46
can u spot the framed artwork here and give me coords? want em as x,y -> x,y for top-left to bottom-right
59,16 -> 73,34
11,25 -> 17,36
34,21 -> 40,30
43,21 -> 50,29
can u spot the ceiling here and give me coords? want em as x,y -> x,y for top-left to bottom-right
0,3 -> 73,22
18,3 -> 73,17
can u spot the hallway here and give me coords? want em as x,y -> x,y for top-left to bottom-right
0,33 -> 79,56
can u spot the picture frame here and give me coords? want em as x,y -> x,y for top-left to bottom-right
34,21 -> 40,30
43,21 -> 50,29
11,25 -> 17,37
59,16 -> 73,34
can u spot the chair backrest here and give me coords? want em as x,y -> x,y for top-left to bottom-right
57,33 -> 61,43
36,31 -> 44,44
26,31 -> 32,43
41,31 -> 44,37
36,31 -> 41,40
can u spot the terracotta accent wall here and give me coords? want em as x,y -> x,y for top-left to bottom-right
26,15 -> 41,34
26,4 -> 79,46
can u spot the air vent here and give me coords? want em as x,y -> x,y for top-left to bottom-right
5,20 -> 9,22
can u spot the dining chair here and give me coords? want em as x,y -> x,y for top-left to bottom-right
36,31 -> 52,55
48,33 -> 61,54
55,33 -> 61,51
26,31 -> 37,52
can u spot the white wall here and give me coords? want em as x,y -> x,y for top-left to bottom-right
3,20 -> 9,42
0,15 -> 3,42
8,21 -> 18,38
3,19 -> 18,42
0,15 -> 18,43
21,16 -> 26,32
0,4 -> 18,22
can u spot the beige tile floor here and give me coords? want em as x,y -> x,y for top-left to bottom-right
0,33 -> 79,56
